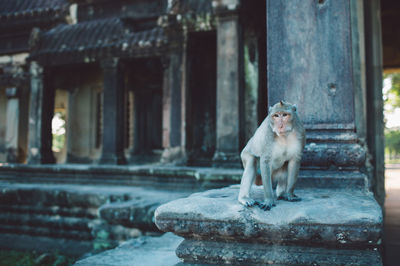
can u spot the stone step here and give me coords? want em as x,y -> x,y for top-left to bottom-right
74,233 -> 183,266
0,233 -> 94,256
0,204 -> 98,218
0,181 -> 191,255
0,224 -> 93,240
155,185 -> 383,264
0,164 -> 368,189
0,212 -> 94,232
0,183 -> 128,207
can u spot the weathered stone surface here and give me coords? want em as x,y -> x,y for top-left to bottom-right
156,185 -> 382,264
267,0 -> 354,126
177,239 -> 381,266
99,188 -> 189,230
74,233 -> 183,266
0,181 -> 190,255
155,185 -> 382,247
302,142 -> 366,169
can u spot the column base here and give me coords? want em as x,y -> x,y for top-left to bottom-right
66,153 -> 94,164
28,149 -> 55,164
212,151 -> 241,168
98,153 -> 126,165
160,147 -> 186,165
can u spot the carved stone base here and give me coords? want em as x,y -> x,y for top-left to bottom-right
160,147 -> 186,165
302,129 -> 367,170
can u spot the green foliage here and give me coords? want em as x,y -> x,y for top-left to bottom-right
0,250 -> 35,266
0,250 -> 75,266
52,112 -> 66,152
93,230 -> 112,252
384,73 -> 400,107
385,130 -> 400,161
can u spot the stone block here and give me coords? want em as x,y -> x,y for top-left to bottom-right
155,185 -> 383,265
176,238 -> 381,265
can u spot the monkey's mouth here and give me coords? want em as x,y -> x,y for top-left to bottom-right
277,128 -> 292,135
278,128 -> 287,134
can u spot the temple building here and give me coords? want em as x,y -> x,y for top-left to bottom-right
0,0 -> 398,263
0,0 -> 267,168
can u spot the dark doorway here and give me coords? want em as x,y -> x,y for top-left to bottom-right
186,31 -> 217,166
126,58 -> 163,162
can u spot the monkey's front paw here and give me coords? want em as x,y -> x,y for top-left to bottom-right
286,194 -> 301,202
277,195 -> 288,201
238,197 -> 257,207
277,194 -> 301,202
257,200 -> 276,211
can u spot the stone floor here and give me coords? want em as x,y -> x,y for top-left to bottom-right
384,165 -> 400,266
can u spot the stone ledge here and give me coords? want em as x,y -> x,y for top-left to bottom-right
156,186 -> 382,247
155,185 -> 383,264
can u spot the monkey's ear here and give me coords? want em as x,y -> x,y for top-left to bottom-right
279,100 -> 284,106
293,104 -> 297,112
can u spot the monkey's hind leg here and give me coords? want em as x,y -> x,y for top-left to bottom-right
284,160 -> 301,202
274,167 -> 288,200
238,152 -> 257,207
258,158 -> 276,211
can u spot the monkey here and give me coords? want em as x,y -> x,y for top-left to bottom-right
238,101 -> 305,211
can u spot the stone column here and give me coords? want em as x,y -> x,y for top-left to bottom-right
160,38 -> 186,164
267,0 -> 366,171
212,0 -> 243,167
27,62 -> 55,164
98,58 -> 126,165
364,0 -> 385,205
5,88 -> 19,163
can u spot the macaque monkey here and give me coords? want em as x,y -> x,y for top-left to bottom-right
238,101 -> 305,211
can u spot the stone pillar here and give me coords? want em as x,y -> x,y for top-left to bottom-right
99,58 -> 126,165
5,88 -> 20,163
212,0 -> 243,168
27,62 -> 55,164
267,0 -> 366,171
160,41 -> 186,164
364,0 -> 385,205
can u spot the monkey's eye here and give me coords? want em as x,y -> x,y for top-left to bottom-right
282,113 -> 288,117
273,114 -> 279,118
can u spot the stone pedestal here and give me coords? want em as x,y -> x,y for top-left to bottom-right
155,185 -> 382,265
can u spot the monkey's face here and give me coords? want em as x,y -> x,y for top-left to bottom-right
271,111 -> 293,136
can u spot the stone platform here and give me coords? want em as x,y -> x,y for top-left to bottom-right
155,185 -> 383,265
